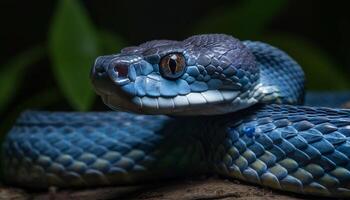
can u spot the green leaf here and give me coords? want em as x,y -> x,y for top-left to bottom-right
194,0 -> 288,39
49,0 -> 99,111
0,45 -> 44,113
98,30 -> 126,54
262,33 -> 350,90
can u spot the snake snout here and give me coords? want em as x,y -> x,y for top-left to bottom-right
91,55 -> 129,96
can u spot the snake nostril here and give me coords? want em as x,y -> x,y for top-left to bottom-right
113,63 -> 129,78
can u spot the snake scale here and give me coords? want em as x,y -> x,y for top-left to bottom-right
2,34 -> 350,198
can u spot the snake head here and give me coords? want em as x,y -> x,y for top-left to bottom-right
91,34 -> 259,115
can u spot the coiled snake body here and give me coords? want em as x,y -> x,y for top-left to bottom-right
3,34 -> 350,198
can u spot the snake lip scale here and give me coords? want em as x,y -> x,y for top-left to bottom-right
3,34 -> 350,198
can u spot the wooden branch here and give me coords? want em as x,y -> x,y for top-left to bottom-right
0,178 -> 310,200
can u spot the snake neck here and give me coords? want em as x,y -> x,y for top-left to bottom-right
243,41 -> 305,105
173,115 -> 242,169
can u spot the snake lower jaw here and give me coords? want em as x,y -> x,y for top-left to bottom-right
102,90 -> 260,116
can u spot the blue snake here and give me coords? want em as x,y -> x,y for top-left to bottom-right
3,34 -> 350,198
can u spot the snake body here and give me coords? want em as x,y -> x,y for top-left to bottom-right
2,34 -> 350,197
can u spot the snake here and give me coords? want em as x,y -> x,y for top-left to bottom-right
2,34 -> 350,198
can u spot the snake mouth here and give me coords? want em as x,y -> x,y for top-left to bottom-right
98,89 -> 257,115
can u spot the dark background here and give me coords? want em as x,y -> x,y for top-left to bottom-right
2,1 -> 350,56
0,0 -> 349,133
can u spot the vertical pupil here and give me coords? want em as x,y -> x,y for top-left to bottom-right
168,58 -> 177,74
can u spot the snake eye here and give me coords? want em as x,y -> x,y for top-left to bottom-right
159,53 -> 186,79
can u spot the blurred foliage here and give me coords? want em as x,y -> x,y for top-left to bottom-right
0,0 -> 349,133
0,45 -> 45,113
194,0 -> 288,39
0,0 -> 126,134
263,33 -> 350,90
0,0 -> 124,112
98,30 -> 126,55
49,0 -> 100,111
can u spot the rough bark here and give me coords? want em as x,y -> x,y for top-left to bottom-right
0,178 -> 318,200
